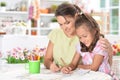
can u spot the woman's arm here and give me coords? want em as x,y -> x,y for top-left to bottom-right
78,54 -> 104,71
44,40 -> 60,72
44,41 -> 54,69
69,52 -> 81,70
99,37 -> 113,66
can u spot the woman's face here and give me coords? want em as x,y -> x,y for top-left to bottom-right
76,25 -> 94,47
56,16 -> 75,37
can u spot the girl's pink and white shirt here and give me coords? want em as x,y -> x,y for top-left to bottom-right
76,41 -> 111,74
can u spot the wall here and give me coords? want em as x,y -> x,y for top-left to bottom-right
105,35 -> 120,43
0,35 -> 49,56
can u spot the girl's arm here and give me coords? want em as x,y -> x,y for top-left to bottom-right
61,52 -> 81,74
78,54 -> 104,71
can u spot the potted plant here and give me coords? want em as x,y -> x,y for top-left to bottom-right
50,4 -> 58,13
0,2 -> 6,11
51,18 -> 57,22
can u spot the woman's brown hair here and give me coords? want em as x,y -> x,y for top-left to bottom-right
55,3 -> 81,17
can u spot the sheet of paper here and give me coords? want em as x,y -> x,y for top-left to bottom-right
77,68 -> 91,75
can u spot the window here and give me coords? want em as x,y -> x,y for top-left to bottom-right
100,0 -> 105,8
100,0 -> 120,35
110,8 -> 119,34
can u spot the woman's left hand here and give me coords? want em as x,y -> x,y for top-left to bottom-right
99,37 -> 113,65
99,37 -> 111,51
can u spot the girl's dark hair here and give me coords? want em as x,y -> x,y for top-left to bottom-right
75,13 -> 101,52
55,3 -> 81,17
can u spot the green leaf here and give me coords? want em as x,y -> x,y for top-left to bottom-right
116,52 -> 120,56
6,56 -> 28,64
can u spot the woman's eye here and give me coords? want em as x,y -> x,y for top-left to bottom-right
65,21 -> 70,24
83,35 -> 87,37
59,24 -> 62,26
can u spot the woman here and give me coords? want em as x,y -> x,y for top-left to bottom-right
44,3 -> 113,72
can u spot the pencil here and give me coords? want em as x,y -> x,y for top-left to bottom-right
60,57 -> 66,66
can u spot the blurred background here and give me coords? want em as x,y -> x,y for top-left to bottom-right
0,0 -> 119,36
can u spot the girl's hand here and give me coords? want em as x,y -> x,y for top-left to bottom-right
61,66 -> 72,74
50,62 -> 60,72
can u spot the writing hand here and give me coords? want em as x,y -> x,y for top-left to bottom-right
61,66 -> 72,74
50,62 -> 61,72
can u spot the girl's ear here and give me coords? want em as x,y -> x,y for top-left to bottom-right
92,30 -> 97,36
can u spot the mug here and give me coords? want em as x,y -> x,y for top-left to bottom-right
26,60 -> 40,74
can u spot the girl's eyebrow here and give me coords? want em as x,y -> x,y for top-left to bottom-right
81,34 -> 87,37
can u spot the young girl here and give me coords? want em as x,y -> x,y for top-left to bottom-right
75,12 -> 110,73
61,12 -> 118,80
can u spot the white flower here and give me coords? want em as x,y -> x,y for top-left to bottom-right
20,56 -> 25,60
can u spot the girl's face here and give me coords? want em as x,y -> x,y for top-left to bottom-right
76,25 -> 94,47
56,16 -> 76,37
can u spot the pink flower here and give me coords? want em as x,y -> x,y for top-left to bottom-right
20,55 -> 25,60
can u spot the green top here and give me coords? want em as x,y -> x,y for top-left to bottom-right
48,28 -> 79,67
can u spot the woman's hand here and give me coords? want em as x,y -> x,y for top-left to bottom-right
99,37 -> 113,65
61,66 -> 72,74
50,62 -> 61,72
99,37 -> 112,52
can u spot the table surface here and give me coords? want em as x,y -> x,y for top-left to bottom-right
0,61 -> 112,80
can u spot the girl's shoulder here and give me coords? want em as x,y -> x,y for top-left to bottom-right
93,41 -> 108,56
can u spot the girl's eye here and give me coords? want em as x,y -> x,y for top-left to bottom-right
79,37 -> 81,39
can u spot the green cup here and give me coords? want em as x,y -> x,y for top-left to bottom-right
26,60 -> 40,74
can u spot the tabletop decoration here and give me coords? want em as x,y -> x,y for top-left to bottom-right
6,47 -> 29,63
112,42 -> 120,56
5,46 -> 46,63
27,45 -> 46,63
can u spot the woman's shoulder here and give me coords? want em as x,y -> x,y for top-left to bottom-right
48,28 -> 65,41
48,28 -> 63,43
50,28 -> 63,35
